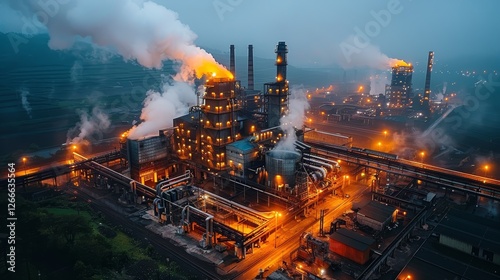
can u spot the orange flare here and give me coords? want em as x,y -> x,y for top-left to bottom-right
390,59 -> 411,68
194,60 -> 233,80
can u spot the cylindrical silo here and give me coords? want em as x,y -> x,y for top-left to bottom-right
265,150 -> 300,190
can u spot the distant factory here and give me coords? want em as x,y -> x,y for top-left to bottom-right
385,51 -> 437,117
386,63 -> 414,109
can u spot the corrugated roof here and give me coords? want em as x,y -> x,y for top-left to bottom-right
437,214 -> 500,253
357,201 -> 396,223
330,228 -> 375,252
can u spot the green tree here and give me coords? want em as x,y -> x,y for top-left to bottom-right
53,215 -> 92,245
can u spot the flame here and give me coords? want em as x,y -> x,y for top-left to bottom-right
194,60 -> 234,80
173,46 -> 234,81
389,59 -> 411,68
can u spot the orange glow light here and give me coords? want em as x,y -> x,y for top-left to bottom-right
194,60 -> 233,80
389,59 -> 410,68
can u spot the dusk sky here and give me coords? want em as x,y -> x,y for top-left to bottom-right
1,0 -> 499,68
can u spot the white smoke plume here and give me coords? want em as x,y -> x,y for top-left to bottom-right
9,0 -> 231,80
369,74 -> 389,96
337,36 -> 408,70
19,88 -> 32,118
70,61 -> 83,83
10,0 -> 233,141
127,80 -> 197,139
275,86 -> 310,151
67,107 -> 110,144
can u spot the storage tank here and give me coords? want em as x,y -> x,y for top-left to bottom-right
265,150 -> 300,190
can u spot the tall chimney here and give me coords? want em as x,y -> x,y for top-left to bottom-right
275,41 -> 288,83
423,51 -> 434,115
230,45 -> 235,77
248,45 -> 254,90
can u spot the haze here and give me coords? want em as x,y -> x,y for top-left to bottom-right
1,0 -> 499,68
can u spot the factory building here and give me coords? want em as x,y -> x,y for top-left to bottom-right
200,78 -> 241,171
172,111 -> 201,161
396,209 -> 500,280
329,228 -> 375,265
386,64 -> 413,108
127,129 -> 177,185
226,138 -> 259,178
356,201 -> 397,231
436,210 -> 500,265
124,41 -> 340,203
172,42 -> 291,175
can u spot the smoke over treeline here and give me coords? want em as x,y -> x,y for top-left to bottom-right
127,80 -> 198,139
19,88 -> 32,118
9,0 -> 232,141
8,0 -> 230,79
67,107 -> 110,144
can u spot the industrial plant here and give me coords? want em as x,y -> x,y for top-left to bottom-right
8,41 -> 500,280
117,42 -> 350,259
122,42 -> 347,195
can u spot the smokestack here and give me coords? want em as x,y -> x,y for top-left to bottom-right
275,42 -> 288,83
248,45 -> 254,90
423,51 -> 434,115
230,45 -> 235,77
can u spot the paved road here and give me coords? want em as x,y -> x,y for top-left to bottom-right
230,181 -> 371,279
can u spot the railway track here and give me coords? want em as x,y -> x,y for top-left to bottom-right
74,186 -> 225,280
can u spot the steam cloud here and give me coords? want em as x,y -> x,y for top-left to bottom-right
9,0 -> 229,80
275,86 -> 310,151
369,74 -> 389,96
67,107 -> 110,144
19,88 -> 32,118
127,80 -> 197,140
435,82 -> 447,102
10,0 -> 232,140
337,36 -> 408,70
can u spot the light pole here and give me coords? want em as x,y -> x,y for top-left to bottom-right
484,165 -> 489,177
316,189 -> 319,219
22,157 -> 27,175
274,211 -> 281,248
315,189 -> 323,219
202,194 -> 208,212
420,151 -> 425,166
383,130 -> 388,139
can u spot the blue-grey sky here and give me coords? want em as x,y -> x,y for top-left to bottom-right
164,0 -> 500,66
1,0 -> 499,68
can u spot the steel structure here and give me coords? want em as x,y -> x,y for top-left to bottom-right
264,42 -> 289,128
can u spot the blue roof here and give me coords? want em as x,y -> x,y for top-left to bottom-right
227,138 -> 257,152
